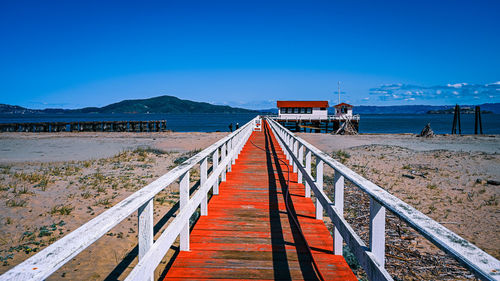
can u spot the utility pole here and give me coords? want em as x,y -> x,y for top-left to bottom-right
338,81 -> 341,104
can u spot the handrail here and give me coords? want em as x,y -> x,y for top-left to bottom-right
266,117 -> 500,281
1,116 -> 260,281
269,114 -> 361,121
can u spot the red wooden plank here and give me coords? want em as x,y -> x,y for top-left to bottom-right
163,123 -> 356,280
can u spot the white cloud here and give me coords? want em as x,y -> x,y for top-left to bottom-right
447,83 -> 467,88
369,81 -> 499,103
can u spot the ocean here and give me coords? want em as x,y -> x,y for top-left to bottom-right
0,113 -> 499,134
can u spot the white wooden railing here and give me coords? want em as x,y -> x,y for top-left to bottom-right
266,117 -> 500,281
0,116 -> 261,281
269,114 -> 361,121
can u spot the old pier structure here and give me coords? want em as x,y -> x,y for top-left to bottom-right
0,120 -> 167,133
273,101 -> 360,133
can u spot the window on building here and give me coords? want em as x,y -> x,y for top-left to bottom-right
306,108 -> 312,113
300,108 -> 306,113
320,107 -> 326,110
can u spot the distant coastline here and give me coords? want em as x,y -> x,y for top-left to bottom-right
426,107 -> 493,114
2,95 -> 499,115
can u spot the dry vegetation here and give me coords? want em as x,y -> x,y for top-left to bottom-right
320,145 -> 499,280
0,147 -> 204,280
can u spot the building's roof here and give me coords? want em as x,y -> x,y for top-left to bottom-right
277,101 -> 329,108
334,103 -> 353,108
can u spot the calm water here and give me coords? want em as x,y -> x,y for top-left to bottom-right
0,113 -> 499,134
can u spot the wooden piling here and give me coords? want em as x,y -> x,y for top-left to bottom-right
0,120 -> 168,133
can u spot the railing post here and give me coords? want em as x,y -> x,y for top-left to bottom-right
234,134 -> 240,160
369,198 -> 386,267
293,139 -> 298,173
305,149 -> 311,198
221,143 -> 227,182
333,171 -> 344,255
179,171 -> 190,251
231,137 -> 236,165
213,149 -> 219,195
138,199 -> 154,281
288,137 -> 293,166
297,144 -> 304,184
315,158 -> 323,219
200,157 -> 208,216
227,140 -> 232,172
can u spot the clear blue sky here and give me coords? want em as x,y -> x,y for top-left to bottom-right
1,0 -> 499,109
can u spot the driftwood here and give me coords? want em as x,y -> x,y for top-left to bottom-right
418,123 -> 434,137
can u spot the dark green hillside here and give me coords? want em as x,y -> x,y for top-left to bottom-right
79,95 -> 255,114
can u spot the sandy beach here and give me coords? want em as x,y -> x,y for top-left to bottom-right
300,133 -> 500,279
0,132 -> 226,280
0,132 -> 498,280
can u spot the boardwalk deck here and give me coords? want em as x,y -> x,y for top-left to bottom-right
164,123 -> 356,280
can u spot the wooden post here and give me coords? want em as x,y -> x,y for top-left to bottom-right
293,139 -> 298,173
179,171 -> 190,251
213,149 -> 219,195
315,158 -> 323,219
231,137 -> 236,165
288,137 -> 294,166
138,199 -> 154,281
305,149 -> 311,198
479,107 -> 483,134
457,105 -> 461,135
221,144 -> 227,182
227,140 -> 232,172
369,198 -> 386,267
452,105 -> 457,134
475,106 -> 479,135
334,171 -> 344,255
200,157 -> 208,216
297,144 -> 304,184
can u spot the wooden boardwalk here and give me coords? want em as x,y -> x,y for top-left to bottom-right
164,123 -> 356,280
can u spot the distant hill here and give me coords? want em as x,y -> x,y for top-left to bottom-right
0,96 -> 256,114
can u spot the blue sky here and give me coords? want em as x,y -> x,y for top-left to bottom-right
0,0 -> 499,109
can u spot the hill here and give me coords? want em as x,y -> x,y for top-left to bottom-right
0,96 -> 256,114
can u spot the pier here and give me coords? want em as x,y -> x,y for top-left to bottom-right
0,120 -> 167,133
271,115 -> 360,133
1,117 -> 499,281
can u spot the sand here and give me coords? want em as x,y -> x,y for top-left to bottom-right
0,132 -> 228,162
0,132 -> 224,280
0,132 -> 498,280
299,133 -> 500,259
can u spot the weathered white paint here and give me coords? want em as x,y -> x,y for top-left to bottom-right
305,149 -> 311,198
278,107 -> 327,120
0,116 -> 258,281
179,171 -> 190,251
266,117 -> 500,281
200,157 -> 208,216
334,172 -> 344,256
370,198 -> 386,267
271,114 -> 361,121
221,143 -> 227,182
297,144 -> 304,184
315,158 -> 324,220
213,149 -> 219,195
125,121 -> 254,281
292,139 -> 297,173
138,199 -> 154,281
